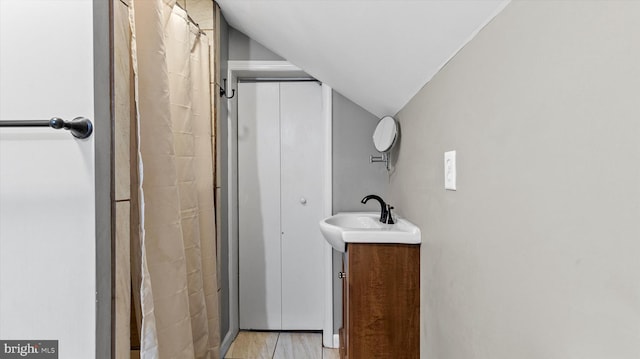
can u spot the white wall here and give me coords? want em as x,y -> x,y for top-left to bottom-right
0,1 -> 96,357
390,1 -> 640,358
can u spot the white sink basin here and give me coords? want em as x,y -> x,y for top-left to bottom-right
319,212 -> 421,252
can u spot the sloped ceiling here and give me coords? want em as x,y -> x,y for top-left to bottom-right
217,0 -> 510,118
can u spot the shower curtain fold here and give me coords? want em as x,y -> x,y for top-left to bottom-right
130,1 -> 219,358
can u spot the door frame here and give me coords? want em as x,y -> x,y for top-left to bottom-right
94,0 -> 113,358
224,61 -> 334,348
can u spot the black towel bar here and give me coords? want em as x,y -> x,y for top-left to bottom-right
0,117 -> 93,139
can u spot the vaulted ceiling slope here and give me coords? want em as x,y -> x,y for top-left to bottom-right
218,0 -> 510,118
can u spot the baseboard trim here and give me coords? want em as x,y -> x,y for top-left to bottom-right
220,329 -> 237,357
332,333 -> 340,349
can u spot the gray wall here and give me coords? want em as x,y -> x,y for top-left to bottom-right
229,27 -> 284,61
94,1 -> 113,356
218,11 -> 230,340
389,1 -> 640,358
332,91 -> 389,213
332,91 -> 389,332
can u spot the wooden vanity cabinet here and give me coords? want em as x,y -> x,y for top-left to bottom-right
340,243 -> 420,359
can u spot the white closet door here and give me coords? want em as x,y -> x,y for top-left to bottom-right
238,81 -> 325,330
280,82 -> 325,329
238,82 -> 282,330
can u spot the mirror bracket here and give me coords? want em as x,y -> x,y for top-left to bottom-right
370,153 -> 390,171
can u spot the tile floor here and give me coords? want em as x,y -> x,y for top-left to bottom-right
225,331 -> 339,359
130,331 -> 338,359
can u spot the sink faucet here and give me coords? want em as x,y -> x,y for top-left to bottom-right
361,194 -> 388,223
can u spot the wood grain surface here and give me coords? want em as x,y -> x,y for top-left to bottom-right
343,243 -> 420,359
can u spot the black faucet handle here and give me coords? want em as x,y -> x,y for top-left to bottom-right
386,205 -> 395,224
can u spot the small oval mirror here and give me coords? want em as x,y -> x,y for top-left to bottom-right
373,116 -> 398,152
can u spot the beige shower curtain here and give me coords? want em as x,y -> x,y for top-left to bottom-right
130,0 -> 219,358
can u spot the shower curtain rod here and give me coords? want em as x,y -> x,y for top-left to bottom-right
0,117 -> 93,139
174,2 -> 207,36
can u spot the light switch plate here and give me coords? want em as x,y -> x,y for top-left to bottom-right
444,151 -> 456,190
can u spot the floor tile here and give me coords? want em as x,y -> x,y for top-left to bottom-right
322,347 -> 340,359
273,333 -> 322,359
225,331 -> 279,359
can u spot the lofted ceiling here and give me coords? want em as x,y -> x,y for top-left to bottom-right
217,0 -> 510,118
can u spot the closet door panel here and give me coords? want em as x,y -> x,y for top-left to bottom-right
280,82 -> 325,329
238,82 -> 282,330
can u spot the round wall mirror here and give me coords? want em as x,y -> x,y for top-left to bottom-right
372,116 -> 398,152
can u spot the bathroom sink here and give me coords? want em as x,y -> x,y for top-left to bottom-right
319,212 -> 421,252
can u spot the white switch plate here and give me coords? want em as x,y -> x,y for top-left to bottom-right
444,150 -> 456,190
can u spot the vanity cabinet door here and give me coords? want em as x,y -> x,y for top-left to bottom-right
345,243 -> 420,358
